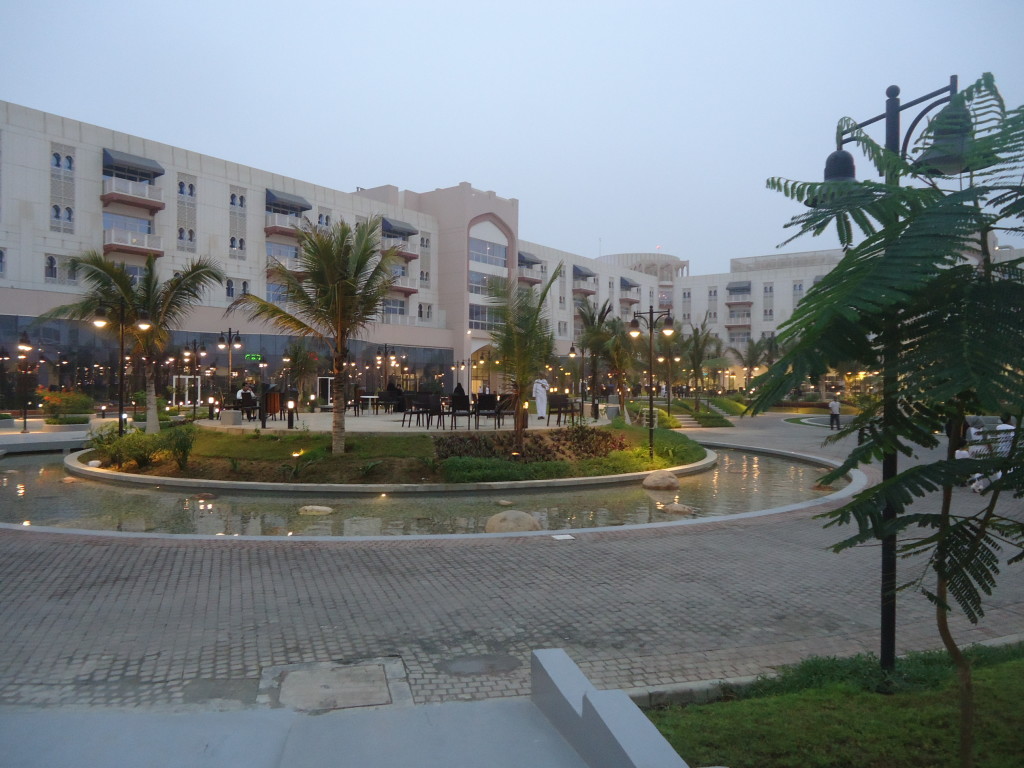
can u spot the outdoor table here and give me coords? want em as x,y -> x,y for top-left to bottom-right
360,395 -> 380,415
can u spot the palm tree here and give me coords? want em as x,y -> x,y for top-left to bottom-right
600,316 -> 639,420
726,337 -> 768,391
39,252 -> 224,433
229,218 -> 400,453
485,263 -> 564,449
282,341 -> 321,401
680,319 -> 725,411
576,297 -> 613,418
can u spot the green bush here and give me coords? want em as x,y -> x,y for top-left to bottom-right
45,415 -> 91,425
161,423 -> 199,470
712,396 -> 748,416
440,456 -> 573,483
39,390 -> 93,415
0,413 -> 13,420
87,423 -> 127,466
119,430 -> 162,469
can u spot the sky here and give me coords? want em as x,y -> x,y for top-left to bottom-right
1,0 -> 1022,276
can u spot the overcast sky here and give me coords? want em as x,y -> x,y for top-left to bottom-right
2,0 -> 1022,276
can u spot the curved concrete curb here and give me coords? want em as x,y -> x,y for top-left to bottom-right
62,449 -> 719,495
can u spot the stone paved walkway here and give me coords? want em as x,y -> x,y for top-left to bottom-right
1,412 -> 1021,710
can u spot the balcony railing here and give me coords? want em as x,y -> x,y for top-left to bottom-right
618,287 -> 642,303
517,266 -> 543,283
100,178 -> 165,212
388,274 -> 419,294
264,213 -> 302,236
382,235 -> 418,259
103,228 -> 163,256
725,293 -> 753,304
571,278 -> 597,294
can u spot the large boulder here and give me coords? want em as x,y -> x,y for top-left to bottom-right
663,502 -> 697,515
485,510 -> 541,533
642,470 -> 679,490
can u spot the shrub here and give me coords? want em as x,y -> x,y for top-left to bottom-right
440,456 -> 572,483
119,430 -> 162,469
39,390 -> 93,415
87,422 -> 126,466
161,423 -> 198,470
44,415 -> 91,425
0,413 -> 13,420
712,396 -> 748,416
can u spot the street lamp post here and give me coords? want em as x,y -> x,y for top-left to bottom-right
629,305 -> 675,459
181,339 -> 207,420
93,299 -> 150,436
376,345 -> 400,391
216,329 -> 243,401
814,75 -> 969,673
16,332 -> 34,433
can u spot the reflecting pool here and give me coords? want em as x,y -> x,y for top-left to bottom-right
0,451 -> 844,537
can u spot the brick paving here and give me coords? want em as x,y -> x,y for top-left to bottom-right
0,413 -> 1021,710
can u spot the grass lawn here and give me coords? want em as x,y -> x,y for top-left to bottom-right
112,422 -> 705,484
648,647 -> 1024,768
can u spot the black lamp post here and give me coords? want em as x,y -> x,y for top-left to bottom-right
0,346 -> 9,411
216,329 -> 243,398
93,300 -> 150,436
629,305 -> 675,459
16,332 -> 34,433
813,75 -> 970,673
181,339 -> 207,420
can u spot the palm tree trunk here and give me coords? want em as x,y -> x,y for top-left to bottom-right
145,363 -> 160,434
331,372 -> 346,454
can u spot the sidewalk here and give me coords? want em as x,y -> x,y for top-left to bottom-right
1,409 -> 1020,767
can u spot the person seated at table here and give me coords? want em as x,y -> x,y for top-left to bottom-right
453,382 -> 465,396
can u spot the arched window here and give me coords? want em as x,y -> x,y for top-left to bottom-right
238,238 -> 245,250
178,181 -> 186,195
188,183 -> 195,197
238,195 -> 246,208
225,279 -> 235,298
52,153 -> 61,168
178,228 -> 186,241
317,214 -> 324,226
64,156 -> 73,170
325,215 -> 330,226
229,237 -> 237,248
0,249 -> 5,274
187,229 -> 195,242
45,256 -> 58,279
241,280 -> 249,295
52,205 -> 61,220
230,193 -> 237,206
67,261 -> 78,282
64,207 -> 73,222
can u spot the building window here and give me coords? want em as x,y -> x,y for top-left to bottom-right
468,270 -> 489,295
44,256 -> 58,279
178,182 -> 187,195
225,279 -> 235,298
0,249 -> 5,275
383,298 -> 406,315
417,303 -> 433,320
239,195 -> 246,208
468,303 -> 502,331
103,212 -> 152,234
230,193 -> 238,206
229,237 -> 237,248
763,309 -> 774,320
52,153 -> 62,168
557,320 -> 568,337
125,264 -> 144,285
241,280 -> 249,295
67,261 -> 78,283
708,288 -> 717,298
708,311 -> 717,321
64,207 -> 73,222
52,205 -> 61,221
267,282 -> 288,304
178,228 -> 186,241
420,235 -> 431,250
793,282 -> 803,292
764,283 -> 773,294
558,295 -> 566,308
266,242 -> 298,261
681,289 -> 691,300
468,237 -> 507,268
64,155 -> 73,170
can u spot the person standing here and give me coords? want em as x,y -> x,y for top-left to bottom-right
532,374 -> 550,420
828,396 -> 841,431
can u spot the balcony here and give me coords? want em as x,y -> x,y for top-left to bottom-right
618,287 -> 641,304
100,178 -> 165,213
724,316 -> 752,328
725,292 -> 753,305
571,277 -> 597,295
103,228 -> 163,258
378,308 -> 447,328
517,266 -> 543,285
388,274 -> 419,295
264,212 -> 302,238
382,235 -> 418,261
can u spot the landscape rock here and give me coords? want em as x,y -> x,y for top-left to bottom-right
485,510 -> 541,533
663,502 -> 697,515
298,505 -> 334,516
87,460 -> 102,467
642,470 -> 679,490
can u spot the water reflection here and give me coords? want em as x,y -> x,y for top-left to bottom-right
1,451 -> 844,537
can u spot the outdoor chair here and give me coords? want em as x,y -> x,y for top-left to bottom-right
546,394 -> 580,426
346,388 -> 362,417
474,393 -> 498,428
449,394 -> 473,429
424,393 -> 448,430
494,393 -> 517,428
402,393 -> 429,427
